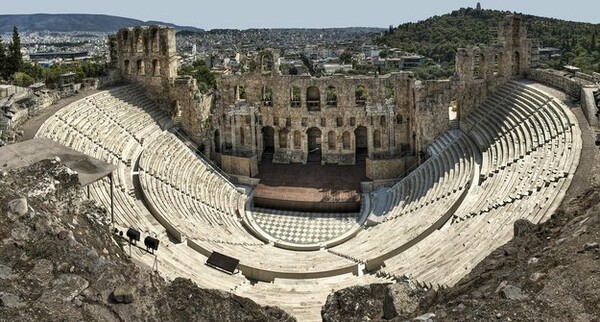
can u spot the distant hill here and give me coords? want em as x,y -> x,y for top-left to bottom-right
378,7 -> 600,73
0,14 -> 204,33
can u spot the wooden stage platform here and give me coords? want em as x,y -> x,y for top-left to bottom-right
252,161 -> 366,212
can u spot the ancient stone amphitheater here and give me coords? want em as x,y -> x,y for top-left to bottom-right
34,17 -> 588,322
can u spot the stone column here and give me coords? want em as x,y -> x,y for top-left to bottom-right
250,110 -> 257,156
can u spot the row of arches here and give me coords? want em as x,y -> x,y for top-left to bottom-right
123,59 -> 161,77
234,84 -> 392,111
121,28 -> 162,54
259,126 -> 375,154
471,50 -> 521,79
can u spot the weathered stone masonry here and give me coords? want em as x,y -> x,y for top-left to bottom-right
111,15 -> 538,179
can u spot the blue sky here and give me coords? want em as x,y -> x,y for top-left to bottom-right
2,0 -> 599,29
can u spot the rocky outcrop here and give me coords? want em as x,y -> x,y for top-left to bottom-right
0,160 -> 295,322
321,283 -> 422,322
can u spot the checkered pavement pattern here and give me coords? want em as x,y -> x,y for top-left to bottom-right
251,208 -> 360,245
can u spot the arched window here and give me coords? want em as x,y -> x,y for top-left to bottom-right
293,131 -> 301,149
214,130 -> 221,153
342,131 -> 351,150
235,85 -> 246,100
279,129 -> 288,149
326,86 -> 337,107
122,30 -> 130,52
373,129 -> 382,149
151,28 -> 159,52
473,52 -> 485,79
290,86 -> 301,107
152,59 -> 160,76
262,86 -> 273,106
136,60 -> 145,75
355,85 -> 367,106
124,60 -> 131,75
135,29 -> 143,53
261,53 -> 273,73
306,86 -> 321,111
328,131 -> 336,150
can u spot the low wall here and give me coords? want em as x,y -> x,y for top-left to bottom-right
366,156 -> 416,180
581,86 -> 599,126
220,154 -> 258,177
528,69 -> 582,99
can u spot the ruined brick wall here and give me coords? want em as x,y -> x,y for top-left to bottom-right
215,72 -> 416,165
113,26 -> 214,146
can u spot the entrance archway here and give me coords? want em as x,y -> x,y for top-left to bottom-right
262,126 -> 275,159
307,127 -> 322,163
354,126 -> 368,163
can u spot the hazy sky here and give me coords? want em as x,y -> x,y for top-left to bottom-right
2,0 -> 599,29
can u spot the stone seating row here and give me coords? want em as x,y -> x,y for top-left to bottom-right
378,81 -> 581,287
328,131 -> 478,270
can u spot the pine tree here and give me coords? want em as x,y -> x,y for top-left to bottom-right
7,26 -> 23,76
0,39 -> 6,79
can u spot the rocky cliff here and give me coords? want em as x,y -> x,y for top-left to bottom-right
321,187 -> 600,321
0,159 -> 295,322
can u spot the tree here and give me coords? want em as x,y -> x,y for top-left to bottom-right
340,49 -> 353,64
0,39 -> 6,79
12,72 -> 34,87
7,26 -> 23,76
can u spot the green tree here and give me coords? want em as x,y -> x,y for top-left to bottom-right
0,39 -> 7,79
12,72 -> 34,87
339,49 -> 353,64
7,26 -> 23,76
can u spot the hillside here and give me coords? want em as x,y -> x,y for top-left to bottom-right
378,6 -> 600,74
0,159 -> 294,322
0,14 -> 203,33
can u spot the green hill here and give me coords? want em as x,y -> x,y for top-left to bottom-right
378,7 -> 600,77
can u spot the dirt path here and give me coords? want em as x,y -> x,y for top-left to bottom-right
18,89 -> 100,141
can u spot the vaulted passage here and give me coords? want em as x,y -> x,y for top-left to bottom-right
354,126 -> 368,163
307,127 -> 322,164
262,126 -> 275,159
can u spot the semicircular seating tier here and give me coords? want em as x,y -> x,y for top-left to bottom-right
376,80 -> 581,287
34,80 -> 582,320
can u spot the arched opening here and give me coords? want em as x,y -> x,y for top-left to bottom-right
261,53 -> 273,73
385,86 -> 395,103
328,131 -> 336,150
240,126 -> 245,146
290,86 -> 301,107
354,126 -> 368,163
449,100 -> 459,128
474,52 -> 485,79
262,126 -> 275,159
512,51 -> 521,76
342,131 -> 351,150
279,128 -> 288,149
493,53 -> 502,75
124,60 -> 131,75
307,127 -> 322,163
135,29 -> 143,53
137,60 -> 145,75
293,131 -> 302,149
326,86 -> 337,107
214,130 -> 221,153
355,85 -> 367,106
373,129 -> 382,149
306,86 -> 321,111
122,30 -> 130,52
151,28 -> 159,52
152,59 -> 160,76
262,86 -> 273,106
235,85 -> 246,100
